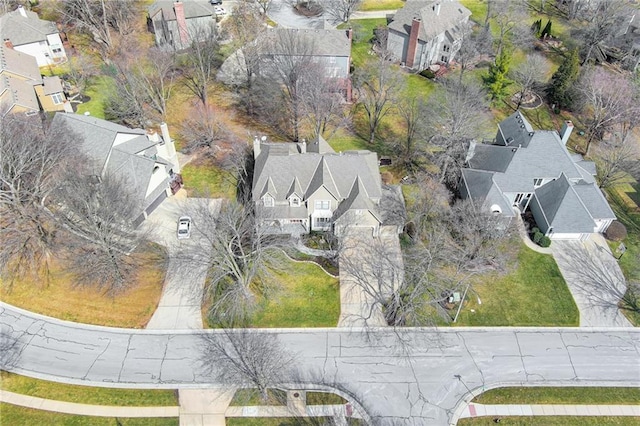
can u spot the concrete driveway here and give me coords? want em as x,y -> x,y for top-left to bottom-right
552,234 -> 633,327
141,194 -> 222,330
267,0 -> 329,29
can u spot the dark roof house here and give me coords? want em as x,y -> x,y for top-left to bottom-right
148,0 -> 216,50
460,112 -> 616,240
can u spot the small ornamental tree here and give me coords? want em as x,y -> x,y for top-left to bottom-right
540,20 -> 552,38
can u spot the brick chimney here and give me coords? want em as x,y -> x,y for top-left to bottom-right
434,2 -> 441,16
559,120 -> 574,146
406,18 -> 421,68
173,1 -> 189,47
346,27 -> 353,43
4,39 -> 13,49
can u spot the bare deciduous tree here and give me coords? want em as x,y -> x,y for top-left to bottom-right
255,0 -> 273,15
395,94 -> 428,171
179,105 -> 227,154
66,53 -> 99,96
226,1 -> 266,90
575,0 -> 629,65
54,169 -> 144,294
0,114 -> 77,281
180,25 -> 220,106
199,329 -> 295,401
353,54 -> 404,144
176,200 -> 283,326
594,139 -> 640,189
578,67 -> 635,155
488,0 -> 532,56
425,78 -> 489,188
324,0 -> 362,24
511,53 -> 550,109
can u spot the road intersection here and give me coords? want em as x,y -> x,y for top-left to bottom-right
2,302 -> 638,425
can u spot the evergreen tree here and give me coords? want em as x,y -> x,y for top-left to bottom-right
547,48 -> 580,110
531,19 -> 542,37
483,48 -> 513,102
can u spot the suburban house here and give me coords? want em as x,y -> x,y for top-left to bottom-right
460,111 -> 616,241
50,113 -> 182,224
147,0 -> 216,50
387,0 -> 471,70
252,136 -> 400,236
0,5 -> 67,67
0,46 -> 70,115
258,28 -> 353,101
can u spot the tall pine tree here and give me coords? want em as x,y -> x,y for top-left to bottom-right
483,48 -> 513,102
547,48 -> 580,111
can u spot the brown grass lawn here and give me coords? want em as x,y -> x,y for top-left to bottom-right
0,244 -> 168,328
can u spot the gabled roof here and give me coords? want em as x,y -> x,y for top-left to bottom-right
286,177 -> 303,199
262,28 -> 352,57
461,169 -> 514,217
572,182 -> 616,220
50,113 -> 164,204
467,144 -> 517,173
252,142 -> 382,207
0,75 -> 39,111
388,0 -> 471,42
534,174 -> 596,233
307,134 -> 335,154
42,76 -> 63,95
333,177 -> 382,223
496,111 -> 535,148
0,46 -> 41,82
0,7 -> 58,46
306,157 -> 339,199
148,1 -> 215,21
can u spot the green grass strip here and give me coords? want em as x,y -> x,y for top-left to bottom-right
473,387 -> 640,405
1,372 -> 178,407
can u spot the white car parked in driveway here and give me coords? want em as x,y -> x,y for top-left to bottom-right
214,6 -> 226,15
177,216 -> 191,239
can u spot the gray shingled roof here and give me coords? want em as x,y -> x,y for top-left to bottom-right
0,7 -> 58,46
468,144 -> 517,172
461,169 -> 514,217
333,176 -> 380,222
307,135 -> 335,154
148,0 -> 214,21
262,28 -> 352,57
496,111 -> 535,148
0,46 -> 41,82
572,182 -> 616,220
388,0 -> 471,42
42,76 -> 63,95
0,75 -> 39,111
534,174 -> 596,233
253,144 -> 381,207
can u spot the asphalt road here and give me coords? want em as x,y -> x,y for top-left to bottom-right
2,303 -> 638,425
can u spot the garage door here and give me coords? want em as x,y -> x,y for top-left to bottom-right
549,233 -> 586,240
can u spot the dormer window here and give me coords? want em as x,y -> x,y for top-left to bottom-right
263,196 -> 274,207
290,196 -> 300,207
533,178 -> 543,187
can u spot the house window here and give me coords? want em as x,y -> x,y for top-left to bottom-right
263,196 -> 274,207
441,55 -> 448,62
533,178 -> 543,187
316,217 -> 331,224
315,200 -> 330,210
51,93 -> 64,105
52,48 -> 62,53
514,193 -> 524,204
290,219 -> 303,224
443,45 -> 450,52
290,197 -> 300,207
329,56 -> 336,64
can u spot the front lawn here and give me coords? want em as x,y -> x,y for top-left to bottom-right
473,387 -> 640,405
454,244 -> 579,326
0,244 -> 167,328
360,0 -> 404,11
252,258 -> 340,327
0,372 -> 178,407
0,405 -> 178,426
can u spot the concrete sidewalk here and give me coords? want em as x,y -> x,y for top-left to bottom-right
0,390 -> 179,417
459,402 -> 640,418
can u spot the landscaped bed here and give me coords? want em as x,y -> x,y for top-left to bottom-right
0,372 -> 178,406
